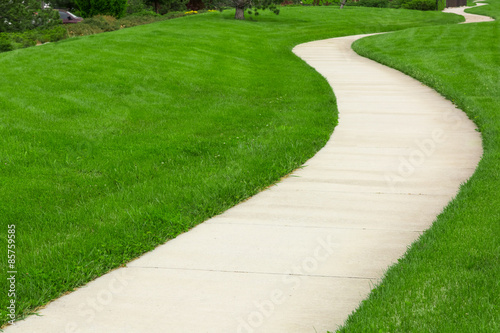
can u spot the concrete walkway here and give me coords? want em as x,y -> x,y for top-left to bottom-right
5,6 -> 489,333
443,2 -> 494,23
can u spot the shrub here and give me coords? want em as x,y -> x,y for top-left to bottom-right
82,15 -> 120,31
14,32 -> 37,48
65,22 -> 104,36
301,0 -> 339,5
51,0 -> 79,11
65,11 -> 185,37
358,0 -> 389,7
157,0 -> 189,14
75,0 -> 128,18
0,26 -> 68,54
36,26 -> 69,43
65,15 -> 119,36
0,36 -> 14,52
127,0 -> 153,14
129,10 -> 161,16
118,10 -> 182,28
344,0 -> 438,10
401,0 -> 436,10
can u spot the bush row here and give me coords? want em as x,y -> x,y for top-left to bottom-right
59,0 -> 190,17
64,10 -> 186,37
301,0 -> 446,10
0,10 -> 190,53
75,0 -> 129,18
350,0 -> 438,10
0,26 -> 68,53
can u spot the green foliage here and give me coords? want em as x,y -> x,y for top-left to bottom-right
64,15 -> 119,35
303,0 -> 442,10
301,0 -> 339,5
213,0 -> 282,19
82,15 -> 120,31
350,0 -> 439,10
64,10 -> 182,37
119,10 -> 182,27
64,21 -> 103,36
0,38 -> 12,52
159,0 -> 189,14
202,0 -> 218,9
0,25 -> 68,53
127,0 -> 154,14
358,0 -> 389,8
146,0 -> 189,14
75,0 -> 128,18
131,9 -> 161,16
437,0 -> 445,10
0,0 -> 61,32
36,25 -> 69,42
50,0 -> 79,10
401,0 -> 436,10
0,34 -> 15,52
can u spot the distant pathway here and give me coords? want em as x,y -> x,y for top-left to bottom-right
4,5 -> 490,333
443,2 -> 494,23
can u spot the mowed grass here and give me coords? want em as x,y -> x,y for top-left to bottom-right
339,2 -> 500,332
0,6 -> 462,325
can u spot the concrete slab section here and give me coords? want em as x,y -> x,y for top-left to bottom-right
276,173 -> 477,196
128,222 -> 419,278
219,191 -> 452,231
6,269 -> 374,333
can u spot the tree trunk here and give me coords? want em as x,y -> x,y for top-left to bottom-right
340,0 -> 347,8
235,7 -> 245,20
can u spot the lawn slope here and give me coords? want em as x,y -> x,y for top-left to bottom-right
339,2 -> 500,332
0,7 -> 462,325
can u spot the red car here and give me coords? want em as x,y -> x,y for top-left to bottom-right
57,10 -> 83,24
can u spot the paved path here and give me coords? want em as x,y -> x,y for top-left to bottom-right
5,6 -> 490,333
443,2 -> 494,23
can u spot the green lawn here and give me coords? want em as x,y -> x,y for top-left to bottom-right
338,2 -> 500,332
0,6 -> 464,325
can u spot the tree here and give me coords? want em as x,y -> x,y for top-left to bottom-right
147,0 -> 163,13
75,0 -> 128,18
127,0 -> 152,15
0,0 -> 60,33
213,0 -> 280,20
49,0 -> 78,10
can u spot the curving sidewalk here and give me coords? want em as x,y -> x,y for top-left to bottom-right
443,2 -> 494,22
4,6 -> 490,333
